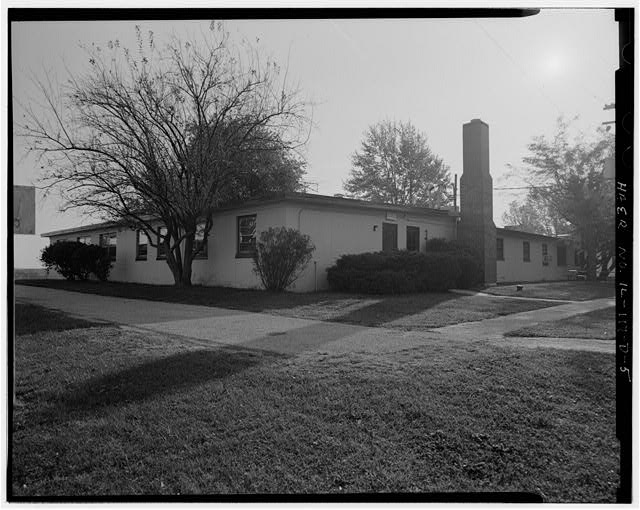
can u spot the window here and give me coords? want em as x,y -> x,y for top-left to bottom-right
237,215 -> 257,257
406,226 -> 420,252
542,243 -> 549,266
100,232 -> 117,261
157,227 -> 168,260
382,222 -> 398,252
557,245 -> 567,267
496,238 -> 504,261
77,235 -> 91,244
136,230 -> 148,260
193,223 -> 208,259
523,241 -> 530,262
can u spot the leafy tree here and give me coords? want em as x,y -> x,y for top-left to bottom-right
502,196 -> 571,237
19,23 -> 311,286
518,118 -> 614,280
344,120 -> 451,207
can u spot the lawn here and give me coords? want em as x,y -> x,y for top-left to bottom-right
483,281 -> 614,301
505,307 -> 616,340
14,303 -> 101,336
12,303 -> 618,501
16,280 -> 558,330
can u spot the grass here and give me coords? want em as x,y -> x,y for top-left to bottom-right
484,281 -> 614,301
16,279 -> 559,330
12,303 -> 618,501
14,303 -> 101,335
505,307 -> 616,340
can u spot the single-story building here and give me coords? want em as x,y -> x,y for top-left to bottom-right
42,119 -> 578,291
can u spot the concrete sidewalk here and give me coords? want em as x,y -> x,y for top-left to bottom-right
15,284 -> 615,355
432,297 -> 614,339
15,285 -> 421,355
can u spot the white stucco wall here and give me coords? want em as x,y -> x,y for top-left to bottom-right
284,204 -> 457,291
48,201 -> 458,292
496,233 -> 576,283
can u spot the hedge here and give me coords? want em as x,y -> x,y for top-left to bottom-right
326,240 -> 482,294
41,241 -> 112,281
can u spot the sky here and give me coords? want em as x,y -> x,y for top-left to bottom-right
11,10 -> 619,267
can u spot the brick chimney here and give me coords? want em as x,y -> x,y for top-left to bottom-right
459,119 -> 497,286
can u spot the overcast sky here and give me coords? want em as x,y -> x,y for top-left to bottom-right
11,10 -> 618,267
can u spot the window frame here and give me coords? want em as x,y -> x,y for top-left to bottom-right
406,226 -> 420,252
542,243 -> 549,266
100,232 -> 117,261
193,223 -> 208,260
77,235 -> 91,245
236,214 -> 257,258
136,229 -> 148,261
523,241 -> 530,262
496,238 -> 504,261
156,227 -> 168,260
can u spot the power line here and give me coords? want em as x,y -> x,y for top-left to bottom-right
473,21 -> 562,114
494,185 -> 554,191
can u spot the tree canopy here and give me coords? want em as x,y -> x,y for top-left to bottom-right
501,196 -> 571,237
343,120 -> 451,208
19,23 -> 311,286
517,118 -> 615,280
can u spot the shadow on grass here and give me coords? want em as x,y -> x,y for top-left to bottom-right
14,303 -> 101,335
16,279 -> 461,328
329,293 -> 458,327
36,347 -> 283,423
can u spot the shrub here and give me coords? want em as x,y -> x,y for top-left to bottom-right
83,244 -> 112,281
425,238 -> 482,288
41,241 -> 112,281
252,227 -> 315,292
326,239 -> 482,294
41,241 -> 82,280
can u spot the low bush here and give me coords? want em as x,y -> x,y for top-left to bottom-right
327,239 -> 482,294
425,238 -> 483,288
252,227 -> 315,291
41,241 -> 112,281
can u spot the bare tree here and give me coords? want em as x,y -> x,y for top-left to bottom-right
18,23 -> 311,286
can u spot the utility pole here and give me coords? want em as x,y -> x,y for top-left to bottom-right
453,173 -> 458,210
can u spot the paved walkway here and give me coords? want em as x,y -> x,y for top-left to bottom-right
449,288 -> 576,303
15,285 -> 615,355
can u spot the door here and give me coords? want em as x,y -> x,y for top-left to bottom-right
382,222 -> 398,252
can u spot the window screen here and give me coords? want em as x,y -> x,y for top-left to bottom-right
237,215 -> 257,257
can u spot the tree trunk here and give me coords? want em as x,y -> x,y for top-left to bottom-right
164,232 -> 196,286
180,259 -> 193,286
584,233 -> 598,281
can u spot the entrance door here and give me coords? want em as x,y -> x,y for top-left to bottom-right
382,222 -> 398,252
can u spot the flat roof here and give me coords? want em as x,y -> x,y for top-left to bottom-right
218,192 -> 457,216
42,192 -> 457,238
496,227 -> 567,242
41,219 -> 127,238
